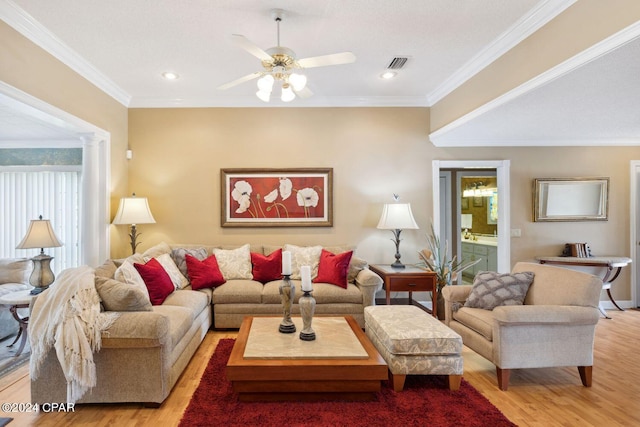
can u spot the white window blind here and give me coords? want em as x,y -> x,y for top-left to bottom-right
0,167 -> 81,273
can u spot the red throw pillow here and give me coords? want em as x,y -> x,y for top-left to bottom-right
185,254 -> 226,290
133,258 -> 175,305
251,249 -> 283,284
313,249 -> 353,288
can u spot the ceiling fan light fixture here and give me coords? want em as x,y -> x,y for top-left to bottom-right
289,73 -> 307,91
257,74 -> 275,92
281,84 -> 295,102
256,89 -> 271,102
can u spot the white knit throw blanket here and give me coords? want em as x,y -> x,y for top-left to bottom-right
29,265 -> 120,404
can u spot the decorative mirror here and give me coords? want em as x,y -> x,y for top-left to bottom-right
533,177 -> 609,222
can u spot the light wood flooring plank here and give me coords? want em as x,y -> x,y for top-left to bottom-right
0,312 -> 639,426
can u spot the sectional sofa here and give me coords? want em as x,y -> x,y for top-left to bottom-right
30,242 -> 383,405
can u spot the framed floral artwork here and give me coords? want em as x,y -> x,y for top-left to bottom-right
221,168 -> 333,227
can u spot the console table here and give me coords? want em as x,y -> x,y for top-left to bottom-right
535,256 -> 632,319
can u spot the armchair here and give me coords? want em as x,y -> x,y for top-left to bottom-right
442,262 -> 602,390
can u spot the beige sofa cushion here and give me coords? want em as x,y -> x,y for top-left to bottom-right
452,307 -> 494,341
152,305 -> 193,348
212,280 -> 263,304
162,288 -> 210,312
261,280 -> 363,305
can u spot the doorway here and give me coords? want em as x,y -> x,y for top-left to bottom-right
632,160 -> 640,307
432,160 -> 511,274
0,81 -> 110,266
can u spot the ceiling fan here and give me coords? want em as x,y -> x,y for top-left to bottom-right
217,9 -> 356,102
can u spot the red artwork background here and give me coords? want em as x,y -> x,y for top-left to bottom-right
228,175 -> 326,220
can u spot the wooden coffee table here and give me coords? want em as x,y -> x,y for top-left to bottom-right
226,316 -> 387,401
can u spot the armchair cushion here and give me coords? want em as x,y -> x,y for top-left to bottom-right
464,271 -> 534,310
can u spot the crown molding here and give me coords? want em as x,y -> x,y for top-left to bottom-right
129,95 -> 430,108
0,0 -> 131,107
430,137 -> 640,147
426,0 -> 577,106
430,20 -> 640,147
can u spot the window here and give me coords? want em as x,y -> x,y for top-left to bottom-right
0,148 -> 82,273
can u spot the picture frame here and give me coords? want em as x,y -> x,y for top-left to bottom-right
473,197 -> 483,207
221,168 -> 333,227
461,198 -> 469,210
533,177 -> 609,222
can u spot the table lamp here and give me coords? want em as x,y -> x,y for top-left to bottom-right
112,193 -> 156,255
16,215 -> 64,294
377,199 -> 419,268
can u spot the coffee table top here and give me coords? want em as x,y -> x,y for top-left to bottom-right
244,317 -> 368,360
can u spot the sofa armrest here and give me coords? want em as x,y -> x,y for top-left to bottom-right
493,305 -> 600,326
354,268 -> 383,307
442,285 -> 472,326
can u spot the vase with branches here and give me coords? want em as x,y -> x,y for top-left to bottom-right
417,223 -> 480,318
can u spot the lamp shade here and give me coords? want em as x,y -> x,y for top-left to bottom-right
112,196 -> 156,225
377,203 -> 419,230
16,217 -> 63,249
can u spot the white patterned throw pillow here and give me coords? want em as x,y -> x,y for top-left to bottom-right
114,257 -> 150,299
212,244 -> 253,280
146,253 -> 189,290
464,271 -> 535,310
284,244 -> 323,279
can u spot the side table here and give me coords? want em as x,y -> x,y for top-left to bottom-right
369,265 -> 437,318
0,289 -> 35,356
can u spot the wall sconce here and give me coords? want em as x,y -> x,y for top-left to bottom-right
112,193 -> 156,255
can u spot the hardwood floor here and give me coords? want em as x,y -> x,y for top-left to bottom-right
2,310 -> 639,426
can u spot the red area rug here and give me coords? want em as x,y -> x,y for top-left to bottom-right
179,339 -> 516,427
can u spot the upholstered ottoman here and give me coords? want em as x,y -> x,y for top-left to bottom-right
364,305 -> 463,391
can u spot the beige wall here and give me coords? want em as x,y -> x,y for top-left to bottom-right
0,20 -> 129,249
129,108 -> 636,301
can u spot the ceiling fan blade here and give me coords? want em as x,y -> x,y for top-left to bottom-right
229,34 -> 272,61
217,72 -> 261,90
294,86 -> 313,99
297,52 -> 356,68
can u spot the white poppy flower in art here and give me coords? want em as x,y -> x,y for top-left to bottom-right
264,189 -> 278,203
235,195 -> 251,213
297,188 -> 319,207
232,181 -> 252,214
279,178 -> 292,200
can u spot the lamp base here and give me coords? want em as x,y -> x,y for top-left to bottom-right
390,260 -> 406,269
29,253 -> 56,290
30,286 -> 49,295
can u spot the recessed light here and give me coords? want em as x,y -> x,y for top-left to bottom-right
162,72 -> 180,80
380,71 -> 397,80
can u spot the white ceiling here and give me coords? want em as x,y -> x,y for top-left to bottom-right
1,0 -> 639,146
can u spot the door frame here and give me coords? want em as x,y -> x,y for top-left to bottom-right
432,160 -> 511,273
631,160 -> 640,307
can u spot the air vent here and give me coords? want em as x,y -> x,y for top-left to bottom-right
386,57 -> 409,70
